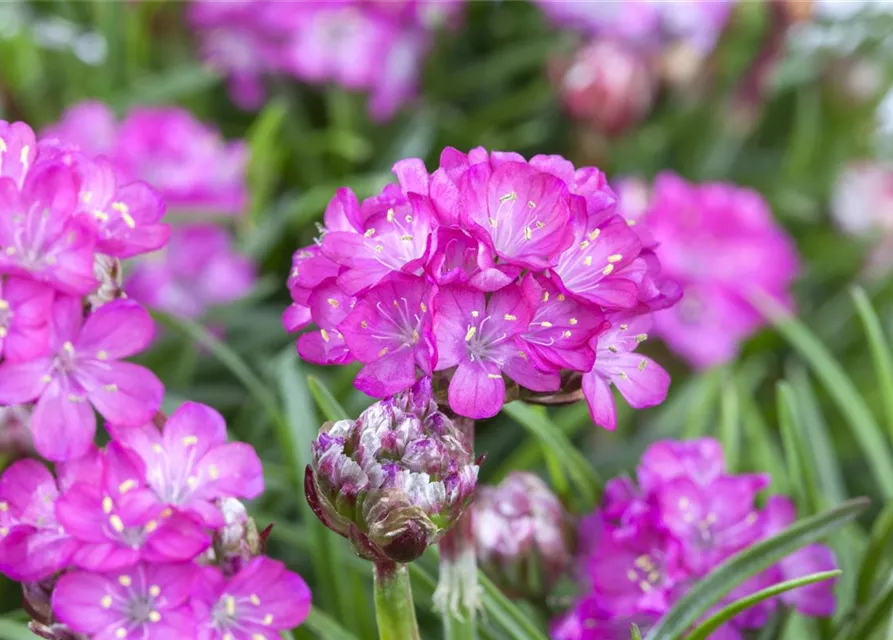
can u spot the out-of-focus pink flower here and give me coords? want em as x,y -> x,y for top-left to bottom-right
126,225 -> 256,320
0,297 -> 163,461
42,101 -> 118,157
188,1 -> 464,121
637,172 -> 799,369
554,438 -> 839,639
558,39 -> 658,136
191,556 -> 312,638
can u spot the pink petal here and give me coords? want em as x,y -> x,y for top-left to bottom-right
3,321 -> 50,362
78,360 -> 164,426
609,353 -> 670,409
76,299 -> 156,359
195,442 -> 264,501
52,571 -> 122,634
282,303 -> 312,333
392,158 -> 430,195
163,402 -> 228,459
0,526 -> 75,581
144,513 -> 210,564
448,361 -> 506,419
353,350 -> 418,398
4,276 -> 54,323
50,295 -> 85,348
0,458 -> 57,516
433,285 -> 484,371
0,357 -> 52,404
297,329 -> 353,365
582,369 -> 618,431
31,378 -> 96,461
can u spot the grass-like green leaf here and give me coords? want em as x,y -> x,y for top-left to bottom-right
836,573 -> 893,640
303,608 -> 363,640
719,367 -> 741,471
503,402 -> 601,508
852,286 -> 893,443
307,376 -> 351,421
0,617 -> 34,640
753,292 -> 893,498
247,99 -> 289,223
645,497 -> 870,640
777,381 -> 819,512
687,570 -> 841,640
856,503 -> 893,606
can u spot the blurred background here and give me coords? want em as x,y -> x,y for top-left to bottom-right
2,1 -> 893,638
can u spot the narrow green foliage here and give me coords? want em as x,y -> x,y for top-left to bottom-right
852,286 -> 893,443
247,99 -> 289,222
304,608 -> 363,640
835,572 -> 893,640
776,381 -> 820,513
719,367 -> 741,471
687,570 -> 841,640
307,375 -> 351,421
755,292 -> 893,497
0,618 -> 34,640
645,498 -> 869,640
856,503 -> 893,606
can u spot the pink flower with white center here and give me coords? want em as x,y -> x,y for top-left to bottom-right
643,173 -> 799,369
55,443 -> 210,572
71,155 -> 169,259
52,562 -> 199,640
321,186 -> 433,295
434,284 -> 553,419
0,276 -> 53,362
191,556 -> 311,640
296,278 -> 355,366
551,205 -> 645,310
340,273 -> 437,398
0,120 -> 38,188
0,458 -> 78,581
456,160 -> 574,271
111,402 -> 264,528
519,275 -> 606,372
126,225 -> 256,321
581,314 -> 670,431
0,160 -> 98,295
0,297 -> 164,461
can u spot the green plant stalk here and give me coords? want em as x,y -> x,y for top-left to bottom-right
373,562 -> 421,640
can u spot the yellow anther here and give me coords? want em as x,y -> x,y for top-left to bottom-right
20,146 -> 30,162
102,496 -> 114,514
186,476 -> 198,488
638,359 -> 647,371
636,333 -> 648,343
640,581 -> 652,593
378,347 -> 390,357
62,341 -> 75,355
0,502 -> 6,512
160,508 -> 173,518
542,291 -> 550,302
648,571 -> 660,583
97,350 -> 109,360
118,479 -> 136,494
250,594 -> 261,606
0,528 -> 7,537
626,569 -> 638,582
562,330 -> 572,338
400,235 -> 414,241
464,326 -> 477,342
225,595 -> 236,616
182,436 -> 199,446
374,245 -> 384,253
116,629 -> 127,639
488,217 -> 498,228
320,329 -> 330,343
149,585 -> 161,597
487,374 -> 502,379
364,228 -> 375,237
503,314 -> 516,321
524,226 -> 532,240
104,384 -> 119,392
405,214 -> 413,222
0,299 -> 8,310
583,256 -> 593,266
4,248 -> 14,256
118,575 -> 132,587
101,595 -> 113,608
579,240 -> 590,250
678,497 -> 690,508
263,614 -> 274,626
152,444 -> 163,454
588,229 -> 601,240
602,264 -> 614,276
471,310 -> 479,317
540,321 -> 552,328
361,320 -> 368,328
557,294 -> 566,301
607,254 -> 623,263
148,611 -> 161,623
569,318 -> 578,325
109,515 -> 125,532
82,191 -> 93,204
386,208 -> 395,222
420,302 -> 428,312
209,465 -> 220,481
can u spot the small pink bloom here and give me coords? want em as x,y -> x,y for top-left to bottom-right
0,276 -> 54,362
0,297 -> 163,461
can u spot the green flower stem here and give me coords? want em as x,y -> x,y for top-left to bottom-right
373,562 -> 421,640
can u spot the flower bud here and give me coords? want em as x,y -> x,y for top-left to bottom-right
306,378 -> 478,564
557,39 -> 657,136
86,254 -> 125,310
472,472 -> 575,598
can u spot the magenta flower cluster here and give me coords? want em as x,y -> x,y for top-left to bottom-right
48,102 -> 257,322
615,174 -> 800,369
189,0 -> 464,120
284,147 -> 681,425
0,403 -> 310,640
552,438 -> 837,640
0,118 -> 309,639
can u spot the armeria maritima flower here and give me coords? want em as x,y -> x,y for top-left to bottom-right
552,437 -> 838,639
286,147 -> 680,423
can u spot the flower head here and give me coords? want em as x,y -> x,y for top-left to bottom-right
191,556 -> 312,639
473,472 -> 575,598
306,378 -> 478,563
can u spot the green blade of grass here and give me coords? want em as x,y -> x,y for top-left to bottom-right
645,498 -> 870,640
687,571 -> 841,640
852,286 -> 893,442
307,376 -> 351,421
753,292 -> 893,497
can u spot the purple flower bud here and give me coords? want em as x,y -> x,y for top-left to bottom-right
472,472 -> 575,598
306,378 -> 478,563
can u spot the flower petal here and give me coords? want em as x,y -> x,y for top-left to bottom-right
76,299 -> 156,359
78,360 -> 164,426
448,361 -> 505,419
32,378 -> 96,462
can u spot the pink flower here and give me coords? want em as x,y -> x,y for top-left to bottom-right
126,225 -> 256,320
0,159 -> 98,295
52,562 -> 199,639
0,120 -> 38,188
41,101 -> 118,158
433,284 -> 552,419
637,437 -> 726,491
111,402 -> 264,528
641,173 -> 800,369
0,297 -> 164,461
55,443 -> 210,571
0,458 -> 78,581
191,556 -> 312,639
582,314 -> 670,431
339,273 -> 437,397
0,276 -> 53,362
